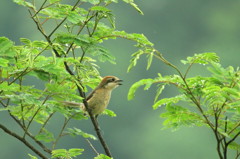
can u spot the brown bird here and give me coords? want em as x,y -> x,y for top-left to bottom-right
62,76 -> 122,118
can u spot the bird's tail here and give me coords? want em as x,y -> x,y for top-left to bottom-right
61,101 -> 82,107
61,101 -> 87,115
61,101 -> 86,110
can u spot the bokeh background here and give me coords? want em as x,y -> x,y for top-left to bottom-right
1,0 -> 240,159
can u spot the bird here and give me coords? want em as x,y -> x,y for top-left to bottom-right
62,76 -> 122,118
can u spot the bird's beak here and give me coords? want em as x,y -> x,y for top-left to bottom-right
116,79 -> 123,85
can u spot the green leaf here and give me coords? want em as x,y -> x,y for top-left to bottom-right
0,58 -> 9,67
40,5 -> 70,19
222,87 -> 239,97
94,154 -> 112,159
28,154 -> 38,159
32,69 -> 51,81
0,37 -> 15,57
128,78 -> 154,100
146,52 -> 153,70
81,0 -> 100,5
122,0 -> 144,15
0,108 -> 9,112
49,0 -> 61,3
154,84 -> 165,103
32,41 -> 48,48
13,0 -> 35,9
106,12 -> 116,28
67,128 -> 97,140
67,11 -> 85,24
207,63 -> 223,77
160,104 -> 204,130
52,149 -> 68,158
127,50 -> 144,72
0,81 -> 20,92
181,52 -> 219,65
112,31 -> 153,46
86,45 -> 115,64
102,109 -> 117,117
228,142 -> 240,151
52,148 -> 84,158
68,148 -> 84,157
153,95 -> 184,110
104,0 -> 118,4
35,129 -> 55,143
91,6 -> 111,12
20,38 -> 31,45
55,33 -> 90,46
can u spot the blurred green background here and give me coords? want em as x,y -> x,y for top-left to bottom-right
1,0 -> 240,159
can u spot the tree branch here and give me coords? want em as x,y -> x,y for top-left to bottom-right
0,124 -> 48,159
28,1 -> 113,157
226,131 -> 240,146
82,100 -> 112,157
48,0 -> 81,38
0,100 -> 52,154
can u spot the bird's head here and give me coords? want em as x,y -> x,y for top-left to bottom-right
99,76 -> 123,90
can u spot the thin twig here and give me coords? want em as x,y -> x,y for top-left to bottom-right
52,117 -> 71,150
235,150 -> 240,159
8,67 -> 30,85
226,131 -> 240,146
24,95 -> 51,137
38,112 -> 55,134
86,139 -> 99,155
48,0 -> 81,38
31,0 -> 48,18
228,121 -> 240,135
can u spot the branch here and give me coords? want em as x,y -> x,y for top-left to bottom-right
8,67 -> 31,85
48,0 -> 81,38
38,112 -> 55,134
24,95 -> 51,136
226,131 -> 240,146
31,0 -> 48,18
86,139 -> 99,155
228,121 -> 240,135
0,124 -> 48,159
29,0 -> 113,157
82,100 -> 112,157
213,109 -> 224,159
52,117 -> 71,150
0,100 -> 52,154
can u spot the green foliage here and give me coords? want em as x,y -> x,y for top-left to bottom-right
0,0 -> 151,158
128,52 -> 240,158
35,128 -> 55,143
94,154 -> 112,159
102,109 -> 117,117
122,0 -> 144,15
160,104 -> 204,130
28,154 -> 38,159
180,52 -> 219,65
51,148 -> 84,158
67,127 -> 97,140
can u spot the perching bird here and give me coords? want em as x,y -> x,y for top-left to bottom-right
62,76 -> 122,118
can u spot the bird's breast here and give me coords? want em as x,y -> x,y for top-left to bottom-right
87,89 -> 112,115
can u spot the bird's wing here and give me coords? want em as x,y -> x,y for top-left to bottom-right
86,89 -> 96,101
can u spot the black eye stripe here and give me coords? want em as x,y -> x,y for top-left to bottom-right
107,78 -> 115,83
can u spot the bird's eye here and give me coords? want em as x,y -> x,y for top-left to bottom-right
108,78 -> 115,82
111,78 -> 115,81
